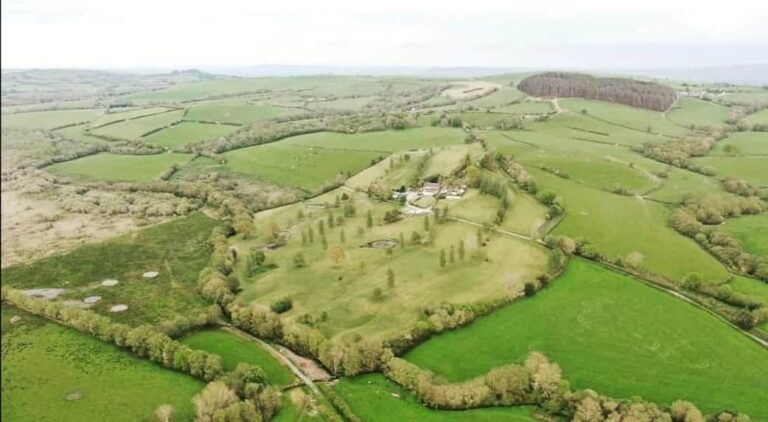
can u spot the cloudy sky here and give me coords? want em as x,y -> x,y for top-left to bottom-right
2,0 -> 767,69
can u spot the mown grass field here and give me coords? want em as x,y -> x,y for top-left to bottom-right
144,121 -> 239,148
1,305 -> 203,422
46,152 -> 192,182
283,127 -> 466,152
668,97 -> 730,128
404,259 -> 768,418
236,190 -> 549,341
722,213 -> 768,255
91,109 -> 184,140
335,374 -> 537,421
2,109 -> 103,129
180,329 -> 295,384
463,87 -> 525,108
0,213 -> 218,325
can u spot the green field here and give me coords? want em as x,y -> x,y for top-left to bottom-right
1,306 -> 203,422
2,109 -> 102,129
494,101 -> 553,114
743,109 -> 768,126
237,190 -> 549,341
722,214 -> 768,255
283,127 -> 466,152
179,329 -> 295,384
464,87 -> 525,108
0,213 -> 218,325
46,152 -> 192,182
529,168 -> 728,282
691,155 -> 768,187
335,374 -> 537,421
89,107 -> 172,128
221,143 -> 382,191
559,98 -> 690,136
404,259 -> 768,418
728,275 -> 768,304
143,121 -> 239,148
185,101 -> 291,124
91,110 -> 184,140
668,97 -> 730,128
710,131 -> 768,155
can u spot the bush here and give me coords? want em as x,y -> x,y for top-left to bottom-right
270,297 -> 293,314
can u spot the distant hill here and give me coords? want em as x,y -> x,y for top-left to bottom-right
518,72 -> 677,111
611,63 -> 768,86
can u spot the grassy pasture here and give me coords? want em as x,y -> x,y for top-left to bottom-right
53,124 -> 111,144
722,213 -> 768,256
447,190 -> 501,225
1,306 -> 203,422
423,144 -> 482,178
644,168 -> 727,204
2,109 -> 102,129
404,259 -> 768,418
283,127 -> 466,152
691,155 -> 768,187
184,101 -> 291,124
46,152 -> 192,182
222,144 -> 382,191
668,97 -> 730,128
179,329 -> 295,385
529,168 -> 728,282
463,87 -> 526,108
710,132 -> 768,155
308,96 -> 375,111
89,107 -> 171,128
0,213 -> 218,326
335,374 -> 537,421
144,122 -> 239,148
743,109 -> 768,125
559,98 -> 690,136
728,275 -> 768,305
501,191 -> 548,237
91,109 -> 184,140
121,76 -> 365,103
237,190 -> 549,341
344,151 -> 426,191
494,101 -> 553,114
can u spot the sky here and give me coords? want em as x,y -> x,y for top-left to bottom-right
2,0 -> 767,70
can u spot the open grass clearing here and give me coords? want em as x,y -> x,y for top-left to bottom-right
2,109 -> 102,129
423,144 -> 483,178
144,121 -> 239,148
727,275 -> 768,305
1,305 -> 203,422
722,213 -> 768,255
463,87 -> 526,108
404,259 -> 768,418
91,109 -> 184,140
46,152 -> 192,182
0,213 -> 218,326
179,329 -> 295,385
236,190 -> 549,341
335,374 -> 537,421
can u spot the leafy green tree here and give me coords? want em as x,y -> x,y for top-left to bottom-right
387,268 -> 395,287
293,253 -> 306,268
439,249 -> 446,268
366,210 -> 373,228
458,240 -> 465,260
